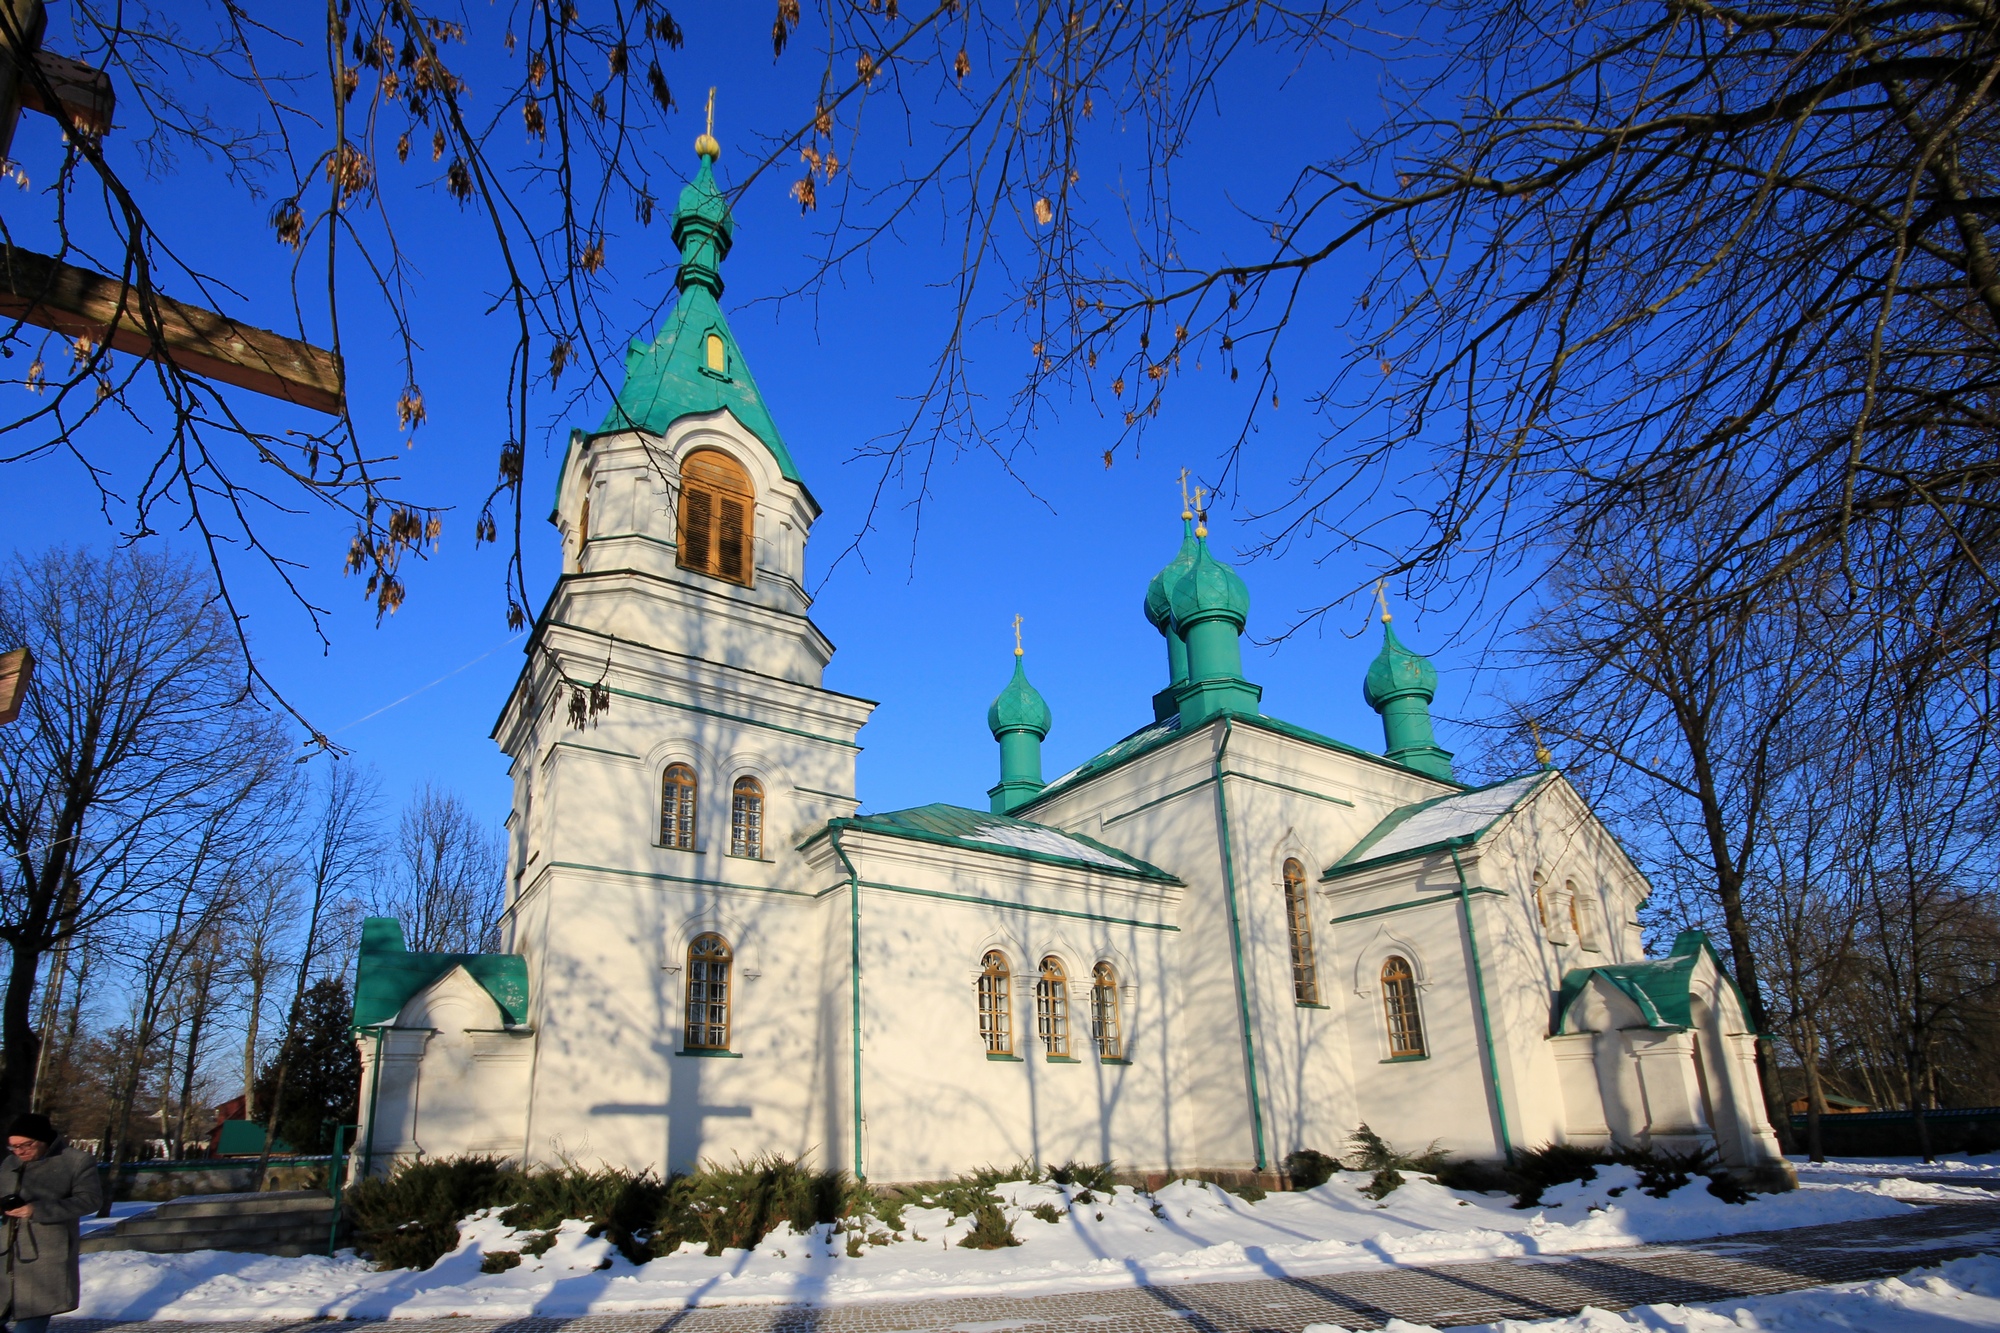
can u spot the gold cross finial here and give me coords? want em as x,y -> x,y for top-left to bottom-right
695,88 -> 720,158
1012,613 -> 1024,657
1178,468 -> 1192,521
1527,716 -> 1553,768
1193,486 -> 1208,538
1374,578 -> 1392,624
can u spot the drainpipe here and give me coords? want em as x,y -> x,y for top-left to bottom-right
830,830 -> 865,1181
1210,718 -> 1268,1173
358,1024 -> 387,1182
1448,841 -> 1514,1166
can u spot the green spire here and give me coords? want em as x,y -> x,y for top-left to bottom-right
1363,610 -> 1455,781
1144,516 -> 1200,721
597,134 -> 801,481
1167,534 -> 1261,727
987,628 -> 1052,814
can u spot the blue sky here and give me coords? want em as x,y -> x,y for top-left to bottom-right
0,9 -> 1525,834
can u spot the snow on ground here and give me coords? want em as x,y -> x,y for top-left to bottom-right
1792,1152 -> 2000,1182
73,1169 -> 1969,1320
1302,1252 -> 2000,1331
79,1201 -> 159,1235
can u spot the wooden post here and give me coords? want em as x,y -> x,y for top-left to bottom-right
0,246 -> 345,414
0,646 -> 32,725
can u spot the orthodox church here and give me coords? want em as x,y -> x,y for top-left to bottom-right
349,132 -> 1787,1188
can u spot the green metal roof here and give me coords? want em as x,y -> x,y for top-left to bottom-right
1322,771 -> 1548,880
1556,929 -> 1748,1034
351,917 -> 530,1029
804,803 -> 1179,883
988,654 -> 1053,738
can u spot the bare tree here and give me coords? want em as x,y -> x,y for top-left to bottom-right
0,545 -> 291,1117
371,784 -> 501,955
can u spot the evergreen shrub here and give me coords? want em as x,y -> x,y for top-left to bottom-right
1283,1148 -> 1340,1190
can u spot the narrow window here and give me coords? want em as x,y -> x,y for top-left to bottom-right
1091,962 -> 1123,1060
686,933 -> 732,1050
1569,881 -> 1600,950
1382,956 -> 1425,1058
1037,956 -> 1070,1057
661,763 -> 697,850
676,449 -> 754,586
1283,858 -> 1319,1004
1533,872 -> 1549,930
578,497 -> 591,549
731,777 -> 764,858
706,331 -> 726,373
978,951 -> 1012,1055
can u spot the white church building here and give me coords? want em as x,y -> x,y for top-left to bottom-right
349,134 -> 1787,1189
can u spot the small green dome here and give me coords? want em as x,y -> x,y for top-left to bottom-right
1144,519 -> 1200,630
988,655 -> 1052,738
1364,620 -> 1438,708
1169,538 -> 1251,628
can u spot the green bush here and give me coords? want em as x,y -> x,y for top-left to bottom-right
957,1200 -> 1020,1248
1511,1142 -> 1747,1207
345,1153 -> 871,1270
1047,1160 -> 1116,1196
1345,1123 -> 1449,1199
1283,1149 -> 1340,1190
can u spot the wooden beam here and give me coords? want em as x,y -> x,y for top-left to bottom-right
0,245 -> 345,415
0,646 -> 32,726
20,49 -> 112,137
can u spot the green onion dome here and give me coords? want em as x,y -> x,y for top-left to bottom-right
1144,518 -> 1201,632
1364,620 -> 1439,708
1168,538 -> 1251,629
987,655 -> 1053,739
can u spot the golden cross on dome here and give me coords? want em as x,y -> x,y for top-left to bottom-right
1178,468 -> 1192,520
1527,716 -> 1553,768
695,88 -> 720,157
706,86 -> 716,139
1192,485 -> 1207,539
1012,613 -> 1024,657
1374,578 -> 1392,624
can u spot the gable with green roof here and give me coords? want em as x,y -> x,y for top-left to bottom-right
352,916 -> 530,1029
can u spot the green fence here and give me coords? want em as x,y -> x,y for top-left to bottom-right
1790,1106 -> 2000,1157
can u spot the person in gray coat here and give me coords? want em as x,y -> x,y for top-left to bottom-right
0,1114 -> 102,1333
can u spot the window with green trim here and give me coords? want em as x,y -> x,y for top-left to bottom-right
1284,858 -> 1319,1004
1037,956 -> 1070,1057
1381,955 -> 1425,1058
979,951 -> 1013,1055
686,933 -> 732,1050
1091,961 -> 1123,1060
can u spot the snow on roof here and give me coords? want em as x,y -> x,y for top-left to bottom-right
1333,772 -> 1547,872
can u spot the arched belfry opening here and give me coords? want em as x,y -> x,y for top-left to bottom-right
678,447 -> 754,585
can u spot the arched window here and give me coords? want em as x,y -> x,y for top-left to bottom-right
578,497 -> 591,549
978,951 -> 1012,1055
686,933 -> 732,1050
730,777 -> 764,858
677,449 -> 753,585
1037,956 -> 1070,1057
1283,858 -> 1319,1004
1382,956 -> 1425,1058
1091,962 -> 1123,1060
1533,873 -> 1550,930
661,764 -> 697,850
705,332 -> 727,374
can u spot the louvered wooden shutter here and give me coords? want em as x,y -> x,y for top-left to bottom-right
683,489 -> 713,573
719,497 -> 746,581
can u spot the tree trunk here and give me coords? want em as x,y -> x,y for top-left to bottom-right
1801,1015 -> 1827,1163
0,933 -> 46,1121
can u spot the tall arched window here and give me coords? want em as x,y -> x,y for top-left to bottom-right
1381,956 -> 1425,1058
705,332 -> 727,374
1283,858 -> 1319,1004
686,933 -> 732,1050
978,951 -> 1012,1055
1091,962 -> 1123,1060
1037,956 -> 1070,1057
1533,872 -> 1550,930
661,764 -> 697,850
677,449 -> 754,585
730,777 -> 764,858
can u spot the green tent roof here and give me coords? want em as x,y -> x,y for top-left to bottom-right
804,803 -> 1179,883
1556,929 -> 1748,1034
351,917 -> 530,1029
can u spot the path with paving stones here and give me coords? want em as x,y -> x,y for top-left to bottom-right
55,1199 -> 2000,1333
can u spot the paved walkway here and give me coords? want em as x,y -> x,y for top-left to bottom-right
56,1200 -> 2000,1333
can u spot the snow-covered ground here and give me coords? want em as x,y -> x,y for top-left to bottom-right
1302,1253 -> 2000,1330
1793,1152 -> 2000,1182
73,1168 -> 1988,1320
